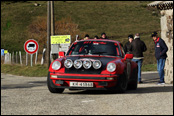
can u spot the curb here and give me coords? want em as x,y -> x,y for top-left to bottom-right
142,71 -> 158,74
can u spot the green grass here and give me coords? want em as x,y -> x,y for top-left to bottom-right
1,63 -> 157,77
1,64 -> 48,77
142,64 -> 157,71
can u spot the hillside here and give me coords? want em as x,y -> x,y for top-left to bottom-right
1,1 -> 161,65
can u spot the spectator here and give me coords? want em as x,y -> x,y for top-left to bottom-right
151,31 -> 168,85
100,32 -> 108,39
94,35 -> 99,39
84,34 -> 89,40
129,33 -> 147,84
124,34 -> 134,54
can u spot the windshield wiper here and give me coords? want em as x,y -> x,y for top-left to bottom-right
91,51 -> 107,56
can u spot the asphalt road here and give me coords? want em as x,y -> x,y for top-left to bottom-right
1,72 -> 173,115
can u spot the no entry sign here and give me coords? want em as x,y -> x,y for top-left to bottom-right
24,39 -> 39,54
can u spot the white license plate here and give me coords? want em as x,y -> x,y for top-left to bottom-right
70,82 -> 93,87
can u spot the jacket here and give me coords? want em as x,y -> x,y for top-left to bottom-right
129,38 -> 147,58
124,41 -> 132,54
154,37 -> 168,60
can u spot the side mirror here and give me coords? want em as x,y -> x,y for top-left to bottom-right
59,51 -> 65,58
122,54 -> 133,62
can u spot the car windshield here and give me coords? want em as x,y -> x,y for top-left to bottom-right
67,41 -> 121,57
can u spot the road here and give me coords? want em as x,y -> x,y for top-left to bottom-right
1,72 -> 173,115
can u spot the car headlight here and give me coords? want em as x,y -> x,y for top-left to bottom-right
83,59 -> 92,69
64,59 -> 73,68
52,61 -> 61,70
93,60 -> 102,69
74,59 -> 82,69
107,63 -> 116,72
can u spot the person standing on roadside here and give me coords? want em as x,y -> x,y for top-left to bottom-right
124,34 -> 134,54
100,32 -> 108,39
84,34 -> 90,40
129,33 -> 147,84
151,31 -> 168,85
94,35 -> 99,39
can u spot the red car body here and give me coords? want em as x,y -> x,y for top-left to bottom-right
47,39 -> 138,93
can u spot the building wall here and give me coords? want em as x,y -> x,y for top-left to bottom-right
160,9 -> 173,84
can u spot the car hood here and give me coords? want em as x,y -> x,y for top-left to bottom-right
64,55 -> 120,74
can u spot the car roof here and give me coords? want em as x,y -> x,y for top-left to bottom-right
74,39 -> 121,44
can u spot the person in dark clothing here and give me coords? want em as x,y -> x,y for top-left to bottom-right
151,31 -> 168,85
124,34 -> 134,54
94,35 -> 99,39
84,34 -> 89,40
100,32 -> 108,39
129,33 -> 147,84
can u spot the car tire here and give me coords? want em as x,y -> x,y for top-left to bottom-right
127,67 -> 138,90
117,71 -> 128,93
127,61 -> 131,79
47,72 -> 64,93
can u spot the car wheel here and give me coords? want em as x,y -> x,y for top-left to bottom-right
127,68 -> 138,90
47,72 -> 64,93
117,71 -> 128,93
127,61 -> 131,79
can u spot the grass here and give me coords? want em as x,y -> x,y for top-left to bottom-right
1,64 -> 48,77
142,63 -> 157,72
1,63 -> 157,77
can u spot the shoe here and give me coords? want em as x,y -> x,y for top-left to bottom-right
157,81 -> 165,85
138,81 -> 143,84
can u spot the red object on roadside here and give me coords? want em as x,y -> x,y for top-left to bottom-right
24,39 -> 39,54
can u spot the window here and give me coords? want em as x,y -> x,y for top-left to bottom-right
67,41 -> 121,57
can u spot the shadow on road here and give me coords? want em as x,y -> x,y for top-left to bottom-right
65,86 -> 173,95
1,81 -> 46,90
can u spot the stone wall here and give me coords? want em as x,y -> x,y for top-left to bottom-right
160,9 -> 173,84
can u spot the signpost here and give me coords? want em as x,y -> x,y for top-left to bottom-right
24,39 -> 39,66
51,35 -> 71,44
51,35 -> 71,55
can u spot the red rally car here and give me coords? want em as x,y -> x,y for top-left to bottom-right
47,39 -> 138,93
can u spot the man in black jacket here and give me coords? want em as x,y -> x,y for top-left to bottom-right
151,32 -> 168,85
124,34 -> 134,54
129,33 -> 147,84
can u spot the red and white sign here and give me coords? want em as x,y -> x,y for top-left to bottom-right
24,39 -> 39,54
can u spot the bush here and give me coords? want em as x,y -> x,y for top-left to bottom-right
27,16 -> 86,53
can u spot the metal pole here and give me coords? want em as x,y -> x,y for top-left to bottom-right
47,1 -> 51,68
31,54 -> 33,67
26,53 -> 28,66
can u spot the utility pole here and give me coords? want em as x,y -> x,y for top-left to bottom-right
47,1 -> 51,68
50,1 -> 57,61
51,1 -> 55,35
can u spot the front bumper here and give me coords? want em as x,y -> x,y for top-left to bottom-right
49,72 -> 119,90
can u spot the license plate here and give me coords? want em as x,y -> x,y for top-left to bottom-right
70,82 -> 93,87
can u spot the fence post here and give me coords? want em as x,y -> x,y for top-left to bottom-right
16,51 -> 18,64
35,51 -> 38,65
12,52 -> 15,64
41,48 -> 46,65
19,51 -> 22,66
9,53 -> 11,64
